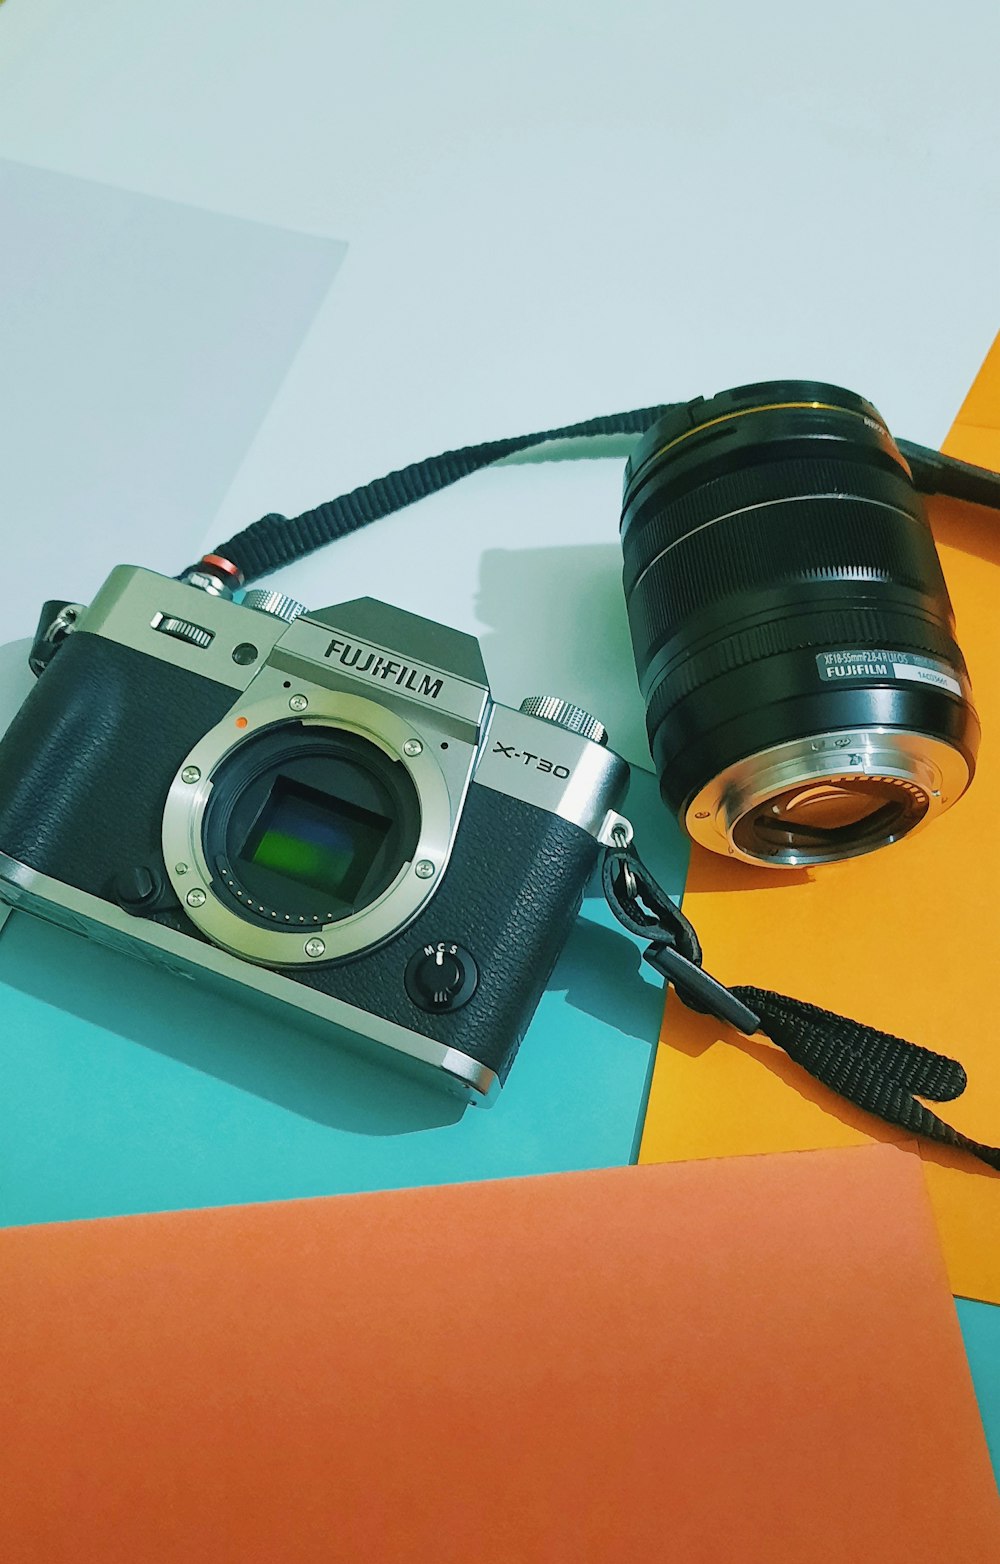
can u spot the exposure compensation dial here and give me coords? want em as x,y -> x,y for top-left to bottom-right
518,696 -> 608,746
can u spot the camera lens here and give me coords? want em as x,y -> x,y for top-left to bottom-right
620,381 -> 979,866
201,724 -> 420,925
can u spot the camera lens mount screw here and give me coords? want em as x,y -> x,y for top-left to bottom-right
288,694 -> 308,712
415,860 -> 435,879
304,937 -> 326,958
403,739 -> 423,757
181,765 -> 201,784
185,888 -> 207,908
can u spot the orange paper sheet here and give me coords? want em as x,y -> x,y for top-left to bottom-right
2,1145 -> 999,1562
641,337 -> 1000,1303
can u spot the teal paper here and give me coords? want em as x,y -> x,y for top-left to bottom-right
957,1300 -> 1000,1484
0,769 -> 686,1224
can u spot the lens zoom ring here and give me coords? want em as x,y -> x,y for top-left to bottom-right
627,499 -> 945,674
622,458 -> 920,589
643,608 -> 963,737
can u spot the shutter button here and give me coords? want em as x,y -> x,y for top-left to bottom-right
404,942 -> 478,1012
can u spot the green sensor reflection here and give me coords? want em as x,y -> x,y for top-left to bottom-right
242,778 -> 391,904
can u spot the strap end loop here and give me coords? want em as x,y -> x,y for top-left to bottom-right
643,943 -> 761,1037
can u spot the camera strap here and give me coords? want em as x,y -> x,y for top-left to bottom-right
602,837 -> 1000,1173
198,405 -> 1000,1174
209,405 -> 679,582
206,412 -> 1000,586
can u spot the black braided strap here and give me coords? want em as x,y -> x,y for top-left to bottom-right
598,839 -> 998,1174
210,403 -> 679,582
734,986 -> 1000,1173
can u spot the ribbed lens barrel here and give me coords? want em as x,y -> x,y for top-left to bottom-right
620,381 -> 979,866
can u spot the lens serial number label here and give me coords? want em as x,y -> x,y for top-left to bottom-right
816,649 -> 962,697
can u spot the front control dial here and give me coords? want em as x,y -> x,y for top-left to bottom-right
405,941 -> 479,1012
151,613 -> 214,649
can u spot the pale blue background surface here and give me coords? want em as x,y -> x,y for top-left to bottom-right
0,159 -> 346,648
0,770 -> 684,1224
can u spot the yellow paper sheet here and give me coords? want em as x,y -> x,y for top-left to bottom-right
641,337 -> 1000,1303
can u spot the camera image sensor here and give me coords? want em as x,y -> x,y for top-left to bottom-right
621,381 -> 979,866
240,778 -> 392,904
201,723 -> 421,926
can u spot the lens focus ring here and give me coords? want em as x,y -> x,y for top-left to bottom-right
621,456 -> 923,590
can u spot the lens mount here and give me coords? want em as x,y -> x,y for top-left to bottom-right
162,686 -> 455,965
685,727 -> 970,866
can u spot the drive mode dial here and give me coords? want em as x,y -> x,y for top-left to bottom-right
518,696 -> 608,746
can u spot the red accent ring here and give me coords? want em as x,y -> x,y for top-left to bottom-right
201,553 -> 244,586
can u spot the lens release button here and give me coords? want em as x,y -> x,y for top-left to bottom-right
405,942 -> 478,1012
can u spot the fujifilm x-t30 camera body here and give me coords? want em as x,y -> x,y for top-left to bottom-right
0,566 -> 631,1101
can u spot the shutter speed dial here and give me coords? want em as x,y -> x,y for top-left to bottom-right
242,589 -> 307,624
405,942 -> 479,1012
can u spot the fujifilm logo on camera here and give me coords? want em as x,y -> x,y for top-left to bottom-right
324,635 -> 445,701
